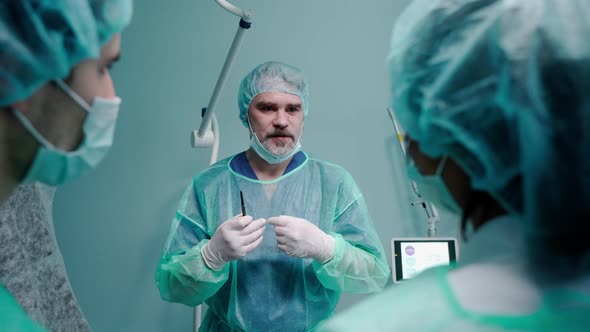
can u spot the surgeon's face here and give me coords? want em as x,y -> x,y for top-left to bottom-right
405,136 -> 441,175
248,91 -> 304,156
15,34 -> 122,152
406,135 -> 471,211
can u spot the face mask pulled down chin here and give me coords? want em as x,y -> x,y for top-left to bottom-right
406,156 -> 462,215
13,80 -> 121,186
248,120 -> 302,164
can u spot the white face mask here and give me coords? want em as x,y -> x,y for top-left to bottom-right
13,80 -> 121,186
248,119 -> 302,165
406,156 -> 462,215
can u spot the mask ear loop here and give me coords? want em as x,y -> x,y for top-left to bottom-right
295,122 -> 304,146
434,156 -> 449,176
11,108 -> 58,150
406,153 -> 448,177
247,115 -> 260,142
54,80 -> 91,112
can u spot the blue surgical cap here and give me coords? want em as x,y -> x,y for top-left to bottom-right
389,0 -> 590,270
238,61 -> 309,127
0,0 -> 133,106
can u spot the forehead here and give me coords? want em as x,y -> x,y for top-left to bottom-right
251,91 -> 302,106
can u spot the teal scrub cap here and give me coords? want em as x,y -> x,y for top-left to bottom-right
238,61 -> 309,127
0,0 -> 133,106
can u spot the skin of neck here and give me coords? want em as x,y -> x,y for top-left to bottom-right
467,191 -> 508,231
245,148 -> 293,181
0,107 -> 37,204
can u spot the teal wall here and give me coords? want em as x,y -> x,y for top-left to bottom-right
53,1 -> 458,331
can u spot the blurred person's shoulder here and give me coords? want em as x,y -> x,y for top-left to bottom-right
317,267 -> 453,332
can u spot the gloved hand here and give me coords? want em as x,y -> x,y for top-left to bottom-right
267,215 -> 335,263
201,214 -> 266,270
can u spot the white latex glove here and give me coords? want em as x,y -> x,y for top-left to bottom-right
267,215 -> 335,263
201,214 -> 266,270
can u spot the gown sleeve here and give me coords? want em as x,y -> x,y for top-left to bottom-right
155,180 -> 229,306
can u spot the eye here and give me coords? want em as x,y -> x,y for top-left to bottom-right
99,63 -> 114,75
287,107 -> 300,113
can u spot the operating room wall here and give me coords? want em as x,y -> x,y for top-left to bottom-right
53,1 -> 458,331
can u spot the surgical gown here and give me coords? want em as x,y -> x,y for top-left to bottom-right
156,152 -> 390,331
0,183 -> 91,331
317,215 -> 590,331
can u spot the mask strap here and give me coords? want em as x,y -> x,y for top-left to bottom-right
247,116 -> 258,140
435,156 -> 449,176
297,122 -> 304,145
54,80 -> 91,112
12,108 -> 58,149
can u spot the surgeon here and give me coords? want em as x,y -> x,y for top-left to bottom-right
318,0 -> 590,331
156,61 -> 390,331
0,1 -> 132,330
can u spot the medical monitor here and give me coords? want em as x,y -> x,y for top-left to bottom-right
391,237 -> 458,283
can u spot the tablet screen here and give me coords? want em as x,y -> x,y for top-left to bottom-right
391,238 -> 457,282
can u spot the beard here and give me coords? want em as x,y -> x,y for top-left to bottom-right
262,131 -> 296,156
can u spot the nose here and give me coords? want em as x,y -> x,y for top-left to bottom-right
102,71 -> 117,98
272,110 -> 288,128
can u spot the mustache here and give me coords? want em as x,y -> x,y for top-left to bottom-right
265,130 -> 294,140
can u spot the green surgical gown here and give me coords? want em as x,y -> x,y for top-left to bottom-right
156,152 -> 390,331
317,216 -> 590,332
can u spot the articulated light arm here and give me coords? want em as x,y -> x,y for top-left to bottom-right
191,0 -> 254,151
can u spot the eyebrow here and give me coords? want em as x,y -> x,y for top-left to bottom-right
254,101 -> 277,108
255,100 -> 302,108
